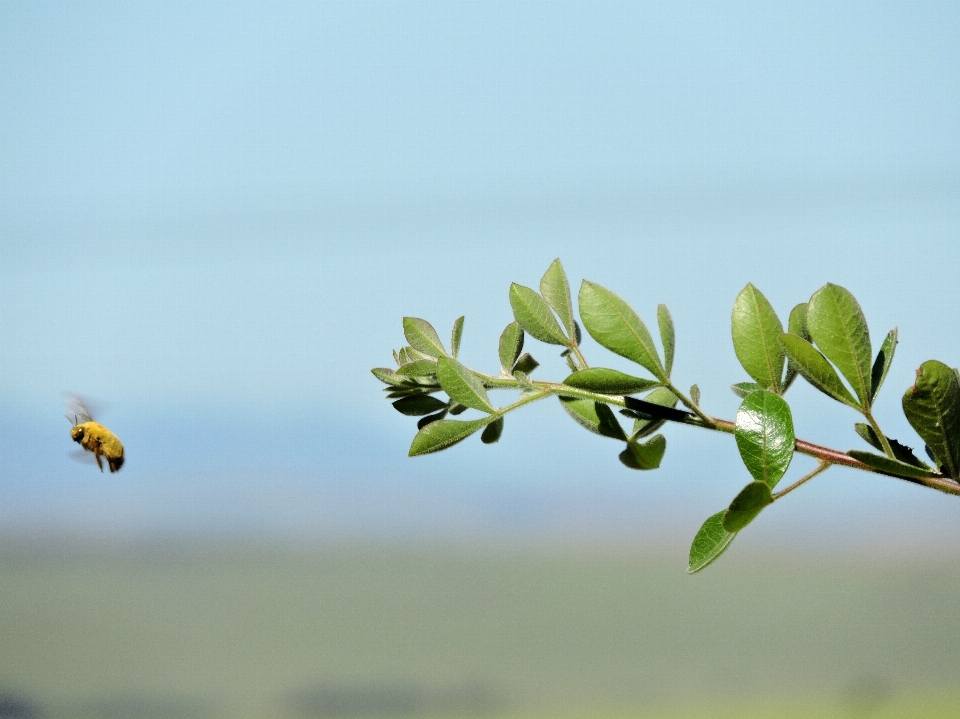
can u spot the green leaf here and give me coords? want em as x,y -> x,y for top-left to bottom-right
559,397 -> 627,440
385,388 -> 420,399
409,417 -> 495,456
627,387 -> 679,439
450,316 -> 465,360
436,357 -> 495,413
783,303 -> 810,391
372,367 -> 409,387
396,359 -> 439,377
562,368 -> 661,395
902,360 -> 960,479
448,403 -> 468,416
498,322 -> 525,374
513,353 -> 539,375
623,393 -> 689,423
779,334 -> 860,408
735,390 -> 795,489
657,304 -> 675,378
731,284 -> 785,392
481,417 -> 504,444
806,283 -> 873,406
731,382 -> 764,399
402,346 -> 434,362
509,283 -> 568,346
854,422 -> 882,451
416,411 -> 447,430
722,481 -> 772,533
869,328 -> 898,403
854,423 -> 928,468
619,434 -> 667,470
847,450 -> 941,479
513,371 -> 536,390
540,258 -> 577,340
403,317 -> 447,358
688,512 -> 737,574
578,281 -> 665,379
690,384 -> 701,407
392,395 -> 448,417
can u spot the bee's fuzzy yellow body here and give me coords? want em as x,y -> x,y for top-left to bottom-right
70,420 -> 125,473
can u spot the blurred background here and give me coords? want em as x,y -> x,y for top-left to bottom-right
2,2 -> 960,717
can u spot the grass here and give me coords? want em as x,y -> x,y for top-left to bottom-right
2,540 -> 960,718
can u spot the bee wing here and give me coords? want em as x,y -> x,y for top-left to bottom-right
68,449 -> 97,465
63,393 -> 99,424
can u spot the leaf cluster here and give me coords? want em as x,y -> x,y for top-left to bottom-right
373,260 -> 960,573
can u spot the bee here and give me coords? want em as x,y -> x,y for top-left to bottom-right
65,395 -> 125,473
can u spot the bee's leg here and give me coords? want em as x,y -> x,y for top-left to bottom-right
90,438 -> 104,472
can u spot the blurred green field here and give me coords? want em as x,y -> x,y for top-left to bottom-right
2,540 -> 960,718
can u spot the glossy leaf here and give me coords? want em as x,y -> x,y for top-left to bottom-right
409,417 -> 495,456
846,450 -> 941,479
450,316 -> 465,360
783,303 -> 810,391
657,304 -> 675,378
619,434 -> 667,470
628,387 -> 679,439
735,390 -> 795,489
481,417 -> 505,444
559,397 -> 627,440
540,258 -> 577,340
731,382 -> 764,399
403,317 -> 447,358
509,283 -> 568,346
806,284 -> 873,406
779,334 -> 860,408
902,360 -> 960,479
578,281 -> 665,379
396,359 -> 439,377
722,481 -> 772,533
513,353 -> 539,375
392,394 -> 448,416
731,284 -> 785,392
688,511 -> 737,574
869,328 -> 898,403
563,368 -> 660,395
436,357 -> 494,413
498,322 -> 525,374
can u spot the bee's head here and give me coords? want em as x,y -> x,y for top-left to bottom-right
71,425 -> 84,442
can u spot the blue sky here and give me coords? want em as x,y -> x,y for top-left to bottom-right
2,1 -> 959,544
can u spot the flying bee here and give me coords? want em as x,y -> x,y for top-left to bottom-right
65,395 -> 125,473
